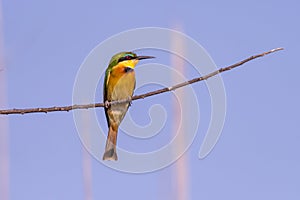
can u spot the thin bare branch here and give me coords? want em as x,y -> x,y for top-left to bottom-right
0,47 -> 284,115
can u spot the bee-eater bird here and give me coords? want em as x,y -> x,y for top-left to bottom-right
103,51 -> 154,161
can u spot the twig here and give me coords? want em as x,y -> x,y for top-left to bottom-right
0,47 -> 284,115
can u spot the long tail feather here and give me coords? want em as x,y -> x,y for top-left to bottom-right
103,126 -> 118,161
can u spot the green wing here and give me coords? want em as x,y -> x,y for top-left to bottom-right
103,67 -> 111,127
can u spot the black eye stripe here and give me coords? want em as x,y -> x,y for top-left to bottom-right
118,57 -> 125,62
118,55 -> 136,63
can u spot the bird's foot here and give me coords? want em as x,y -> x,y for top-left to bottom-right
104,100 -> 110,108
127,96 -> 132,107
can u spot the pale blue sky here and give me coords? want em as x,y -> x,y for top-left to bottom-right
1,0 -> 300,199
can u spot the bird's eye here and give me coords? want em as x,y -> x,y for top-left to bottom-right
125,55 -> 132,60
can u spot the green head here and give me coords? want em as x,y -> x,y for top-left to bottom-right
108,51 -> 155,69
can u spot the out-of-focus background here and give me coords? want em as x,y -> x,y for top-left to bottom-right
1,1 -> 299,200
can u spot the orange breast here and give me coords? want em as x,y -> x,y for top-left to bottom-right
106,65 -> 136,101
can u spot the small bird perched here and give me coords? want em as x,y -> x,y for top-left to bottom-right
103,51 -> 154,161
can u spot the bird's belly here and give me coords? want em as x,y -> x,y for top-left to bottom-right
107,109 -> 126,126
109,72 -> 135,101
107,72 -> 135,125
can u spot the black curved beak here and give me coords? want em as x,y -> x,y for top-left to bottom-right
136,55 -> 155,60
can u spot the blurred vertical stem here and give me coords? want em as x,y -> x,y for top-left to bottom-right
171,24 -> 189,200
82,110 -> 93,200
0,1 -> 10,200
